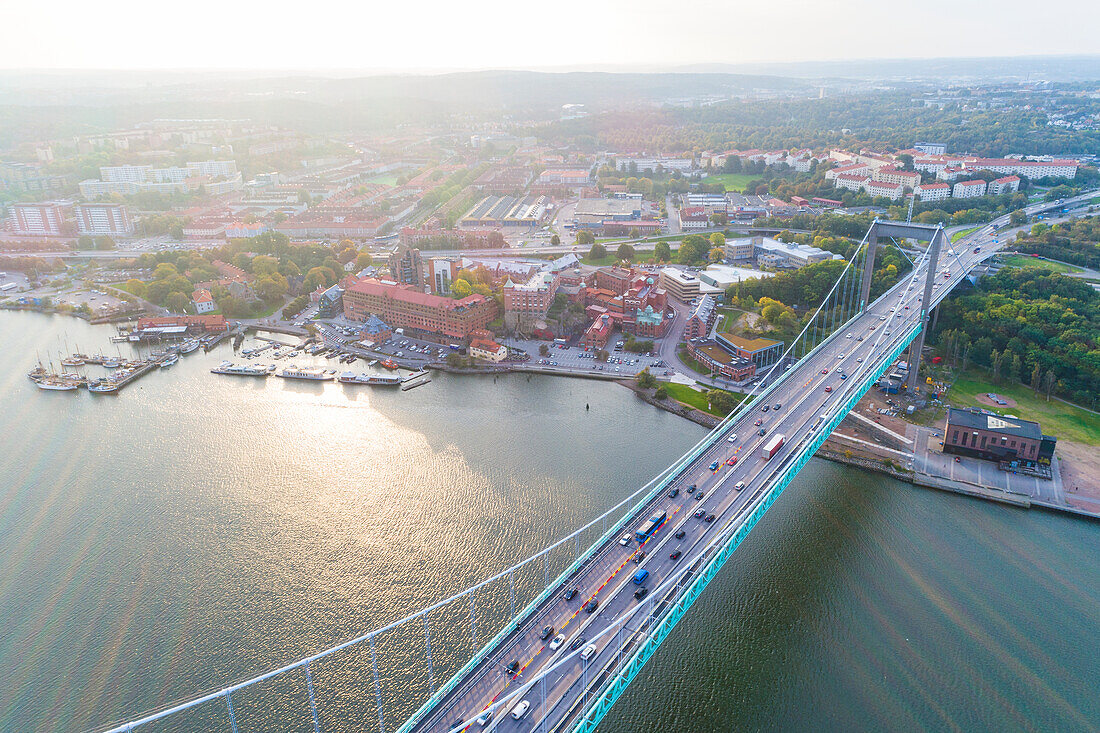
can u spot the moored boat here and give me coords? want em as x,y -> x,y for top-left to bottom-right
277,366 -> 333,381
338,371 -> 402,385
88,379 -> 120,394
211,361 -> 276,376
380,359 -> 398,370
35,378 -> 80,391
160,354 -> 179,368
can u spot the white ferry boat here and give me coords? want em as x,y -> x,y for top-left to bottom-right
179,340 -> 200,354
338,371 -> 401,386
211,361 -> 275,377
277,366 -> 333,381
159,354 -> 179,368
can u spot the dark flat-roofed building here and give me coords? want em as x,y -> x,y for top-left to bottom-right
944,407 -> 1055,465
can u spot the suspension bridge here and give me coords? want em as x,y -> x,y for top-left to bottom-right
92,195 -> 1086,733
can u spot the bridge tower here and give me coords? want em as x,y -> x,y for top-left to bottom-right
858,220 -> 947,395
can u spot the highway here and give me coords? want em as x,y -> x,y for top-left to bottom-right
408,192 -> 1095,733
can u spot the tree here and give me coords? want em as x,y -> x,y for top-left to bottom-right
1009,209 -> 1027,226
165,291 -> 190,314
125,279 -> 147,298
153,263 -> 178,280
636,369 -> 657,389
576,230 -> 595,245
232,252 -> 251,271
616,243 -> 635,262
589,243 -> 607,260
539,343 -> 550,356
708,247 -> 724,262
256,274 -> 289,301
1042,370 -> 1056,401
252,255 -> 279,277
355,252 -> 373,270
1009,354 -> 1022,385
709,232 -> 725,249
451,278 -> 473,299
595,349 -> 609,362
218,295 -> 249,318
654,386 -> 668,400
707,389 -> 737,415
654,242 -> 671,263
94,236 -> 116,250
1030,363 -> 1042,394
991,349 -> 1002,383
550,234 -> 560,245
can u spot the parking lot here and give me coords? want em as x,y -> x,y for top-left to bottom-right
54,288 -> 128,314
501,337 -> 669,377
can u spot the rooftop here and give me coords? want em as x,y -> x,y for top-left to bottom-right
947,407 -> 1042,440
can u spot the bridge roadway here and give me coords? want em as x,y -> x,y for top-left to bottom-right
402,195 -> 1095,733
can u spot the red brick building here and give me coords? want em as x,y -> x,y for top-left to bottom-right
343,277 -> 498,341
136,314 -> 228,333
584,314 -> 614,351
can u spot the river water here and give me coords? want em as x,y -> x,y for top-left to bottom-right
1,311 -> 1096,732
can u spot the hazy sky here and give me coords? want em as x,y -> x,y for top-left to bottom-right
5,0 -> 1099,70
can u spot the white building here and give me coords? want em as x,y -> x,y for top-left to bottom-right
826,162 -> 872,180
914,142 -> 947,155
872,167 -> 922,188
987,175 -> 1021,195
914,183 -> 951,203
11,201 -> 71,236
754,238 -> 834,268
833,173 -> 869,192
863,180 -> 905,200
953,180 -> 988,199
75,203 -> 134,236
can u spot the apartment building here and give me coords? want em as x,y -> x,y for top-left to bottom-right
953,180 -> 988,199
987,175 -> 1021,195
75,203 -> 134,236
11,201 -> 72,236
914,183 -> 951,203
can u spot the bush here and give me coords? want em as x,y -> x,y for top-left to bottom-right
654,386 -> 668,400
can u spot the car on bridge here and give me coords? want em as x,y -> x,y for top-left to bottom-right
564,587 -> 578,601
570,636 -> 587,651
726,457 -> 737,466
634,587 -> 648,601
549,633 -> 566,650
825,386 -> 833,392
584,599 -> 599,613
540,625 -> 554,640
670,549 -> 682,560
675,529 -> 686,539
709,461 -> 719,470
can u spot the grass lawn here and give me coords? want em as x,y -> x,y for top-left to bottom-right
676,345 -> 712,375
661,382 -> 746,417
700,173 -> 756,193
581,250 -> 664,266
998,255 -> 1082,274
944,370 -> 1100,446
950,226 -> 981,243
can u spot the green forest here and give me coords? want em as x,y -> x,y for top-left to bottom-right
1010,215 -> 1100,269
932,267 -> 1100,408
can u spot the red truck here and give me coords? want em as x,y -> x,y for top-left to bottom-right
761,434 -> 784,460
